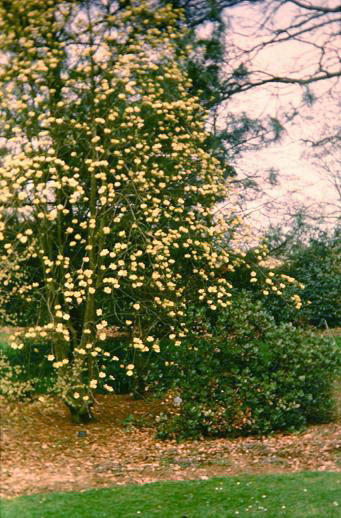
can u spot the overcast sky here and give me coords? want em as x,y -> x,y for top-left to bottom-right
215,0 -> 341,231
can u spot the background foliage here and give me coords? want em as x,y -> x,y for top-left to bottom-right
263,227 -> 341,328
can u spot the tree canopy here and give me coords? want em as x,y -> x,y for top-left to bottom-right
0,0 -> 272,420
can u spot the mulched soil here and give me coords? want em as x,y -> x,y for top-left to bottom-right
1,394 -> 340,499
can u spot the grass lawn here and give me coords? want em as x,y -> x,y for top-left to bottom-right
334,336 -> 341,347
1,472 -> 340,518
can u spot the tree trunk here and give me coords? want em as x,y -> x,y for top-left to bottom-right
131,378 -> 144,400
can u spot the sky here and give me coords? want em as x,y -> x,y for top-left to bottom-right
214,0 -> 341,231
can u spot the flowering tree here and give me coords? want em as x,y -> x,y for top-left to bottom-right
0,0 -> 299,422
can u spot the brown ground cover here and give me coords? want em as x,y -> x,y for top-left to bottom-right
1,394 -> 340,499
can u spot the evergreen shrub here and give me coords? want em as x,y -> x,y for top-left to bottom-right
156,293 -> 340,439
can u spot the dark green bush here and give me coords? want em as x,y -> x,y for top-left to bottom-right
156,292 -> 340,440
0,340 -> 55,397
101,335 -> 181,398
263,229 -> 341,328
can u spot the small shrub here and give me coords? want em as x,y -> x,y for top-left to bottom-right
156,293 -> 340,439
0,341 -> 55,398
0,350 -> 37,400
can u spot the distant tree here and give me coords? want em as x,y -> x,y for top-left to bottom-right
167,0 -> 339,147
169,0 -> 341,234
263,226 -> 341,328
303,123 -> 341,223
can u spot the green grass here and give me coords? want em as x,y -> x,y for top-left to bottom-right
1,473 -> 340,518
332,334 -> 341,349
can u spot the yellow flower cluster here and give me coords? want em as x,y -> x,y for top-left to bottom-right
0,1 -> 303,414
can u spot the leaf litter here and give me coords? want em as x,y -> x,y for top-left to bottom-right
0,394 -> 340,498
